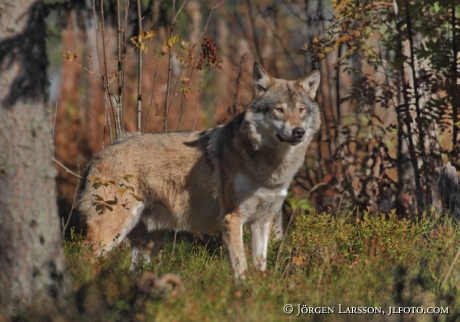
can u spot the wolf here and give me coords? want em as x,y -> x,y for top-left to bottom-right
77,62 -> 321,278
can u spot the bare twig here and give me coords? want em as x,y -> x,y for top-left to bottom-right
67,58 -> 103,81
62,163 -> 82,237
441,246 -> 460,290
163,0 -> 176,132
187,0 -> 226,130
88,112 -> 106,148
280,261 -> 292,279
100,0 -> 119,140
244,0 -> 263,65
192,75 -> 204,130
137,0 -> 143,133
161,0 -> 189,132
172,231 -> 178,256
92,0 -> 113,142
122,0 -> 129,125
116,0 -> 124,135
53,157 -> 83,180
52,101 -> 58,139
274,205 -> 299,273
143,57 -> 162,132
337,190 -> 350,217
306,182 -> 326,198
173,0 -> 188,24
274,182 -> 324,273
204,0 -> 226,33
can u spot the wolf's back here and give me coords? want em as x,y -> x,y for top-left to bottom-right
77,130 -> 222,232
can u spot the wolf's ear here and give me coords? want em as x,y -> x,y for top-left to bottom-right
253,62 -> 274,98
296,70 -> 321,100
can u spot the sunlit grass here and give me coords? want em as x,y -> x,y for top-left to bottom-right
64,209 -> 460,321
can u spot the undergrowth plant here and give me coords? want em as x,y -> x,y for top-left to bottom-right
64,209 -> 460,321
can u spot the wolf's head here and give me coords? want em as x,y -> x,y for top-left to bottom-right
244,62 -> 321,150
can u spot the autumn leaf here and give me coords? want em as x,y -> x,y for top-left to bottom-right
142,30 -> 156,40
130,30 -> 155,53
322,174 -> 334,184
61,52 -> 77,61
117,187 -> 130,198
166,35 -> 181,48
292,255 -> 306,266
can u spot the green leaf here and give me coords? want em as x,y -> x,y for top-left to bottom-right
92,194 -> 103,201
95,203 -> 104,215
106,200 -> 118,206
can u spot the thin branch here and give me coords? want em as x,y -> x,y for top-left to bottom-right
274,205 -> 298,274
192,75 -> 204,130
116,0 -> 124,136
164,0 -> 176,132
143,56 -> 162,132
137,0 -> 143,133
245,0 -> 263,65
173,0 -> 188,24
100,0 -> 119,140
52,101 -> 58,139
441,245 -> 460,290
451,3 -> 458,150
404,0 -> 429,209
122,0 -> 129,125
62,163 -> 82,238
53,157 -> 83,180
274,181 -> 325,273
204,0 -> 226,33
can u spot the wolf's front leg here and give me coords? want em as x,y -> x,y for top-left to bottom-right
250,219 -> 271,272
222,213 -> 247,278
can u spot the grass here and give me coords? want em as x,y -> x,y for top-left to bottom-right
64,209 -> 460,321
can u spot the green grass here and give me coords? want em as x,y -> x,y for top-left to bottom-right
64,210 -> 460,321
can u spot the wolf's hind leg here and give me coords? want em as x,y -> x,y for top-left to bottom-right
86,201 -> 145,256
250,219 -> 271,271
128,221 -> 168,270
271,210 -> 283,241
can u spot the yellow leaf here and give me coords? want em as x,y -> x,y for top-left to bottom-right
180,41 -> 190,49
143,30 -> 156,40
61,52 -> 77,61
166,35 -> 181,48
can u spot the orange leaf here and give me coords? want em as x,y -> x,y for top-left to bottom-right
322,174 -> 334,184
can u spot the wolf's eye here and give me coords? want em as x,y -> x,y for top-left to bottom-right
275,107 -> 284,113
299,108 -> 305,113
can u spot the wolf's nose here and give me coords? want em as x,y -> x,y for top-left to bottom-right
292,127 -> 305,139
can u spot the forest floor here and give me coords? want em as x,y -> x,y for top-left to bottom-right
64,209 -> 460,322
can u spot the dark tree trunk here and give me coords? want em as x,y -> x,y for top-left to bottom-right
433,163 -> 460,220
0,0 -> 71,317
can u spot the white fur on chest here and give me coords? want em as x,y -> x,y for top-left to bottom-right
233,173 -> 288,223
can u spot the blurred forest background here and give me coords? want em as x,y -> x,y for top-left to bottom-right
45,0 -> 460,229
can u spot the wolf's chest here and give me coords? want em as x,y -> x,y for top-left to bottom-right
232,173 -> 288,222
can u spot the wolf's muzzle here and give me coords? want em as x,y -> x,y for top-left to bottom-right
292,127 -> 305,140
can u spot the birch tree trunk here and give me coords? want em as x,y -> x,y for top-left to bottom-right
0,0 -> 72,317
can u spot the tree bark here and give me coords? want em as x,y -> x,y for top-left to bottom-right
433,162 -> 460,220
0,0 -> 72,317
